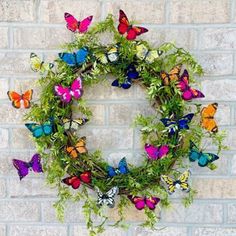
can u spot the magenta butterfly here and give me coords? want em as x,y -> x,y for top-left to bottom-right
64,12 -> 93,33
177,69 -> 205,101
12,154 -> 43,180
145,144 -> 169,160
128,195 -> 160,210
55,77 -> 83,103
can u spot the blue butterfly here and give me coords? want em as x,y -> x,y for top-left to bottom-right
107,157 -> 129,177
160,113 -> 194,135
189,141 -> 219,167
112,64 -> 139,89
59,47 -> 88,67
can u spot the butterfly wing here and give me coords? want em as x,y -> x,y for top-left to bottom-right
80,171 -> 91,184
145,144 -> 159,160
63,118 -> 88,131
158,145 -> 169,158
107,46 -> 119,63
111,78 -> 132,89
127,26 -> 148,40
178,113 -> 194,130
12,159 -> 29,180
7,91 -> 22,109
30,154 -> 43,173
64,12 -> 79,32
58,52 -> 76,66
62,176 -> 81,189
70,77 -> 83,99
25,123 -> 44,138
145,197 -> 160,210
107,166 -> 117,177
118,9 -> 129,35
55,85 -> 71,103
201,103 -> 218,133
161,65 -> 181,85
75,137 -> 87,154
178,170 -> 191,192
75,48 -> 88,65
78,15 -> 93,33
22,89 -> 33,108
105,186 -> 119,208
161,175 -> 176,194
136,43 -> 148,61
145,50 -> 162,64
30,53 -> 42,72
118,157 -> 129,174
126,64 -> 139,79
199,152 -> 219,167
128,196 -> 146,210
66,146 -> 78,159
189,141 -> 201,162
42,122 -> 53,136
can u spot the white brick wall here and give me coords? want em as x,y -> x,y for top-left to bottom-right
0,0 -> 235,235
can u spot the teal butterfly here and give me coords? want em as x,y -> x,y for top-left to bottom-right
189,141 -> 219,167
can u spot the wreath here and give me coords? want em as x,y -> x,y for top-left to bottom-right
9,10 -> 227,235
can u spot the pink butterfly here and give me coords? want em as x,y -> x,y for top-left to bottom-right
145,144 -> 169,160
177,69 -> 205,101
55,77 -> 83,103
128,195 -> 160,210
64,12 -> 93,33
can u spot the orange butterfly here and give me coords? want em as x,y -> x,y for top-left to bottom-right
66,137 -> 87,159
160,65 -> 182,85
201,103 -> 218,133
7,90 -> 33,109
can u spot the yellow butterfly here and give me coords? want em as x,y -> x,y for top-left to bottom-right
96,45 -> 119,64
201,103 -> 218,133
66,137 -> 87,159
62,118 -> 88,131
30,53 -> 54,74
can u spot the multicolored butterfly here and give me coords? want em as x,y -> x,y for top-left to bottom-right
136,43 -> 163,64
161,170 -> 191,194
189,141 -> 219,167
160,113 -> 194,135
118,9 -> 148,40
96,45 -> 119,64
107,157 -> 129,177
160,65 -> 182,86
30,53 -> 54,74
62,171 -> 91,189
177,69 -> 205,101
13,153 -> 43,180
66,137 -> 87,159
55,77 -> 83,103
62,118 -> 88,131
128,195 -> 160,210
145,144 -> 169,160
64,12 -> 93,33
96,186 -> 119,208
7,89 -> 33,109
59,48 -> 88,67
112,64 -> 139,89
201,103 -> 218,133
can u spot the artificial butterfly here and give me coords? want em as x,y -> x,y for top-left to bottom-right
62,171 -> 91,189
145,144 -> 169,160
177,69 -> 205,101
30,53 -> 54,74
7,89 -> 33,109
59,48 -> 88,67
118,9 -> 148,40
160,65 -> 182,86
136,43 -> 163,64
96,45 -> 119,64
96,186 -> 119,208
201,103 -> 218,133
66,137 -> 87,159
62,118 -> 88,131
111,64 -> 139,89
13,153 -> 43,180
161,170 -> 191,194
189,141 -> 219,167
64,12 -> 93,33
25,119 -> 54,138
107,157 -> 129,177
160,113 -> 194,135
128,195 -> 160,210
55,77 -> 83,103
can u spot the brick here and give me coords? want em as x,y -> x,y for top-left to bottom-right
214,103 -> 231,125
13,27 -> 72,49
192,227 -> 236,236
10,128 -> 34,149
0,129 -> 9,149
0,225 -> 6,236
0,79 -> 9,100
230,154 -> 236,175
0,201 -> 40,222
133,227 -> 188,236
0,27 -> 8,49
0,105 -> 24,125
103,0 -> 165,24
39,0 -> 101,23
0,0 -> 36,22
0,179 -> 6,198
227,128 -> 236,148
227,203 -> 236,223
9,225 -> 67,236
170,0 -> 230,24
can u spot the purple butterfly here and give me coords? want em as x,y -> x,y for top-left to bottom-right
145,144 -> 169,160
12,154 -> 43,180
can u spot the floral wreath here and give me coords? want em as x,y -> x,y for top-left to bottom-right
9,10 -> 227,235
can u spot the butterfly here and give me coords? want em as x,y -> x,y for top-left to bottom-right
128,195 -> 160,210
160,113 -> 194,135
189,141 -> 219,167
7,89 -> 33,109
12,153 -> 43,180
118,9 -> 148,40
111,64 -> 139,89
177,69 -> 205,101
62,171 -> 91,189
64,12 -> 93,33
145,144 -> 169,160
55,77 -> 83,103
62,118 -> 88,131
30,53 -> 54,74
201,103 -> 218,133
161,170 -> 191,194
96,45 -> 119,64
160,65 -> 182,86
107,157 -> 129,177
96,186 -> 119,208
59,48 -> 88,67
136,43 -> 163,64
66,137 -> 87,159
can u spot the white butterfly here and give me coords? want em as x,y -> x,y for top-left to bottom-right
96,186 -> 119,208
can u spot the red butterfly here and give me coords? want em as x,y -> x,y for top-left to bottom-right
62,171 -> 91,189
118,10 -> 148,40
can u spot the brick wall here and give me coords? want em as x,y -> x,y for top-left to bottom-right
0,0 -> 235,236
